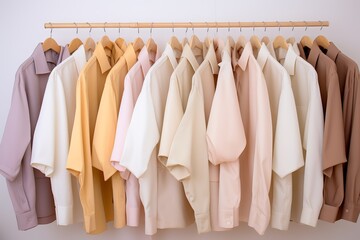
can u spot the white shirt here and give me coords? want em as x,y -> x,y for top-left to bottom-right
258,43 -> 304,230
120,44 -> 194,235
275,44 -> 324,227
31,45 -> 88,225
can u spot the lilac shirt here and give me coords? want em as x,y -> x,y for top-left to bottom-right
0,43 -> 69,230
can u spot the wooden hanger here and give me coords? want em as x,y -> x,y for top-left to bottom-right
42,37 -> 61,54
68,37 -> 83,54
315,35 -> 330,49
182,37 -> 189,46
190,34 -> 202,51
287,37 -> 296,45
235,36 -> 247,50
146,37 -> 157,55
133,37 -> 145,54
250,35 -> 261,50
300,36 -> 313,48
115,37 -> 126,49
169,36 -> 183,52
261,36 -> 270,45
273,35 -> 288,50
84,37 -> 95,52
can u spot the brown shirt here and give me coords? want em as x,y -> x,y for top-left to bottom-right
326,43 -> 360,222
299,42 -> 347,222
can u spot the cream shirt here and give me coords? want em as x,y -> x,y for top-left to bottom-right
31,46 -> 88,225
258,43 -> 304,230
273,44 -> 324,227
120,44 -> 194,235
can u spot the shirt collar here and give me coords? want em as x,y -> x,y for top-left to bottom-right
181,44 -> 200,71
35,43 -> 65,74
137,45 -> 161,77
283,44 -> 298,76
257,43 -> 271,71
236,41 -> 253,71
204,43 -> 219,74
72,45 -> 87,74
326,42 -> 340,62
307,42 -> 321,68
93,41 -> 123,74
123,44 -> 137,71
163,43 -> 178,69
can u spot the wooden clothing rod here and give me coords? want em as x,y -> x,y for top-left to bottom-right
44,21 -> 329,29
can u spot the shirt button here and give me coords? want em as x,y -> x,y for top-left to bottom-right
345,209 -> 349,213
189,195 -> 194,201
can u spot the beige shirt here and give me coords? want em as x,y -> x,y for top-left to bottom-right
259,43 -> 304,230
165,42 -> 220,233
120,44 -> 194,235
232,42 -> 273,235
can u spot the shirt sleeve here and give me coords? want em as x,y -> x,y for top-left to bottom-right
300,71 -> 324,227
207,60 -> 245,228
0,70 -> 31,181
271,72 -> 304,230
248,72 -> 272,235
319,66 -> 347,222
342,68 -> 360,222
31,71 -> 75,225
159,74 -> 184,166
168,80 -> 211,233
120,76 -> 160,179
66,75 -> 94,232
92,79 -> 118,181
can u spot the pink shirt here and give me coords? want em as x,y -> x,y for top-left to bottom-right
111,46 -> 160,226
232,42 -> 273,235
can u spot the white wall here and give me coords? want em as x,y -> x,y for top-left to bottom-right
1,0 -> 360,239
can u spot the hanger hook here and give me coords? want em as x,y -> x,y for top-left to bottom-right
74,22 -> 79,35
304,21 -> 308,31
216,22 -> 219,33
228,22 -> 231,33
189,22 -> 194,35
137,22 -> 140,35
103,22 -> 107,34
252,21 -> 255,33
290,21 -> 294,31
87,22 -> 92,36
150,22 -> 153,38
118,22 -> 121,36
172,22 -> 175,33
319,20 -> 323,30
49,22 -> 53,38
263,21 -> 266,32
239,22 -> 242,32
205,21 -> 209,34
276,21 -> 281,32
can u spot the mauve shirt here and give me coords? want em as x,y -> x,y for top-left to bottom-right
0,43 -> 69,230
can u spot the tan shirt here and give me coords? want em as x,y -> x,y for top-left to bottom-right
326,43 -> 360,222
232,42 -> 273,235
120,44 -> 194,235
66,41 -> 125,234
166,43 -> 220,233
299,42 -> 347,222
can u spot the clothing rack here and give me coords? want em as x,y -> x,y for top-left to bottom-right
44,21 -> 329,30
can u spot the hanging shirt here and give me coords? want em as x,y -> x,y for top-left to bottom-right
326,42 -> 360,222
299,42 -> 347,223
120,44 -> 194,235
272,43 -> 324,227
207,38 -> 246,230
258,43 -> 304,230
66,41 -> 124,234
31,45 -> 89,226
232,42 -> 272,235
0,43 -> 69,230
111,45 -> 161,227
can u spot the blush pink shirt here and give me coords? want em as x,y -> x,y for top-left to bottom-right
110,46 -> 161,227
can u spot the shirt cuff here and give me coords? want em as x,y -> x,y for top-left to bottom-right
341,205 -> 360,222
84,212 -> 97,233
126,205 -> 140,227
167,164 -> 190,181
55,205 -> 73,226
37,213 -> 56,225
300,207 -> 320,227
15,208 -> 38,231
194,212 -> 211,233
218,208 -> 239,228
248,209 -> 269,235
0,163 -> 16,182
31,162 -> 53,177
144,215 -> 157,235
271,211 -> 290,231
319,204 -> 339,222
